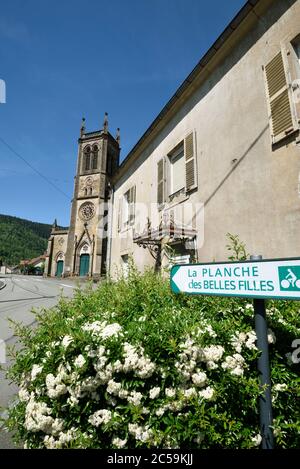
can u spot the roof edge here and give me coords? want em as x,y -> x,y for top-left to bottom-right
115,0 -> 263,179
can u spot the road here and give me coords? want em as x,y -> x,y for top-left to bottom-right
0,274 -> 87,449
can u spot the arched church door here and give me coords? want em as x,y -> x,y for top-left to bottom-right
56,260 -> 64,277
79,254 -> 90,276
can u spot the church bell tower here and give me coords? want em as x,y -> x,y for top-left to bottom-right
64,113 -> 120,278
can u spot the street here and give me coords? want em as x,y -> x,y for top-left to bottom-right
0,274 -> 86,448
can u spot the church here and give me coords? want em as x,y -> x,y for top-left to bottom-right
45,114 -> 120,279
45,0 -> 300,279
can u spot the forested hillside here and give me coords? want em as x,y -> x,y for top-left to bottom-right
0,214 -> 67,266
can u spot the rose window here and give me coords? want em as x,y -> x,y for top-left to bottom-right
79,202 -> 96,221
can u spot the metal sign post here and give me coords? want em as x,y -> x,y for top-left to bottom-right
250,255 -> 274,449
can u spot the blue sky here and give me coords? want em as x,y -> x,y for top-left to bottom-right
0,0 -> 245,226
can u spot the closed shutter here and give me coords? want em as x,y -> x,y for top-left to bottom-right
129,185 -> 136,225
157,158 -> 165,206
185,132 -> 197,192
265,51 -> 295,143
117,197 -> 122,232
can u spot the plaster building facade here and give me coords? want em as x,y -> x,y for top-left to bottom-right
46,0 -> 300,278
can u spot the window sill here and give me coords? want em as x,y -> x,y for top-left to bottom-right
167,190 -> 190,209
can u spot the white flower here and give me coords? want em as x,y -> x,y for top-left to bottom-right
74,355 -> 86,368
183,387 -> 197,399
206,361 -> 218,370
118,389 -> 129,399
100,323 -> 123,340
273,383 -> 288,392
88,409 -> 112,427
127,391 -> 143,406
245,331 -> 257,350
205,325 -> 217,338
222,353 -> 245,376
122,342 -> 156,378
165,388 -> 176,398
31,364 -> 43,381
231,332 -> 247,353
112,360 -> 123,372
19,388 -> 30,402
245,303 -> 254,311
112,437 -> 127,448
61,335 -> 73,349
128,423 -> 153,443
149,387 -> 160,399
155,407 -> 166,416
230,366 -> 244,376
46,373 -> 68,399
24,397 -> 64,435
107,379 -> 122,396
251,433 -> 262,447
67,396 -> 79,407
191,371 -> 207,387
268,329 -> 276,344
83,321 -> 104,334
198,386 -> 214,400
138,316 -> 147,322
201,345 -> 225,363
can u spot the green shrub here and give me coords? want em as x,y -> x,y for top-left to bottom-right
2,267 -> 300,449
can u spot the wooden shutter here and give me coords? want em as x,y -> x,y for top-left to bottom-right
117,196 -> 122,232
129,185 -> 136,225
185,132 -> 197,192
265,51 -> 295,143
157,158 -> 165,206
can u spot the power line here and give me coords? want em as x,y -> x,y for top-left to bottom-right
0,136 -> 70,200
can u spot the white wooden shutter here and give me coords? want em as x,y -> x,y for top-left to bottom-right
129,185 -> 136,225
265,51 -> 297,143
185,132 -> 197,192
157,158 -> 166,206
284,41 -> 300,131
117,196 -> 122,232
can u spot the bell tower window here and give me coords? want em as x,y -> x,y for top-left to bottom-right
92,145 -> 98,170
84,146 -> 91,171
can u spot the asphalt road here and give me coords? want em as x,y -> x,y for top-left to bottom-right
0,274 -> 86,449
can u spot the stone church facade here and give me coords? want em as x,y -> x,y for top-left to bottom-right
45,115 -> 120,279
46,0 -> 300,279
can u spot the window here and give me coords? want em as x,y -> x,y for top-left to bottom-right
118,186 -> 136,230
169,143 -> 185,196
84,146 -> 91,171
157,132 -> 197,207
264,42 -> 300,144
83,145 -> 99,171
92,145 -> 98,170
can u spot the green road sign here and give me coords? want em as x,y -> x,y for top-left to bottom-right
170,258 -> 300,300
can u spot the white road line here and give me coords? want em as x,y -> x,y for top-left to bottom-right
59,284 -> 74,288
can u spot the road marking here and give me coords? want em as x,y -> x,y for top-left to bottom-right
59,284 -> 74,288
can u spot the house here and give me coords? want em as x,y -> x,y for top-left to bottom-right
20,255 -> 46,274
45,0 -> 300,278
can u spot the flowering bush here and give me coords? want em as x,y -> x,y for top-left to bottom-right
2,267 -> 300,448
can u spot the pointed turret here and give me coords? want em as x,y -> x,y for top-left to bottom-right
80,117 -> 86,137
103,112 -> 108,133
116,127 -> 120,146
